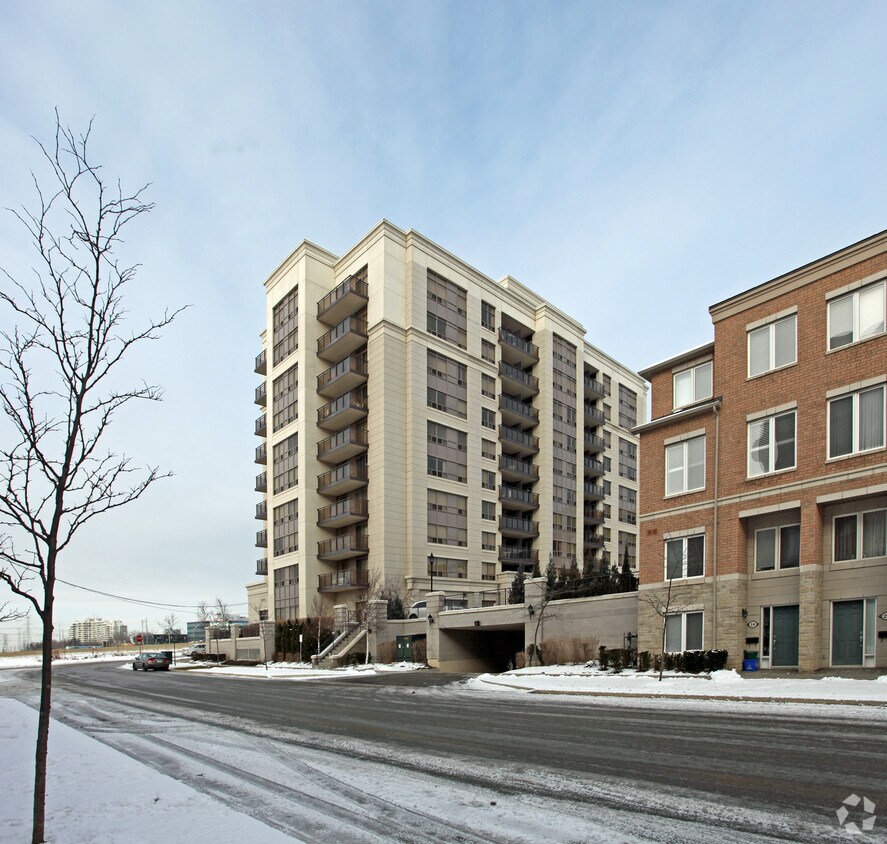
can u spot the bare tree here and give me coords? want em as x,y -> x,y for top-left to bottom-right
0,601 -> 27,623
195,600 -> 212,624
356,568 -> 382,665
0,114 -> 181,843
640,551 -> 692,681
309,593 -> 331,660
160,612 -> 178,644
212,596 -> 231,626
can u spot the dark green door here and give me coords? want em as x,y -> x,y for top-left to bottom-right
772,605 -> 799,667
832,600 -> 864,666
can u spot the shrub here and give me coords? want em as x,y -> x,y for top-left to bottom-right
683,650 -> 704,674
412,637 -> 427,664
652,653 -> 662,673
376,641 -> 396,663
610,648 -> 624,673
637,650 -> 651,672
543,638 -> 565,665
704,649 -> 729,671
513,650 -> 527,669
598,645 -> 610,670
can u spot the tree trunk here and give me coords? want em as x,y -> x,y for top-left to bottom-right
32,583 -> 53,843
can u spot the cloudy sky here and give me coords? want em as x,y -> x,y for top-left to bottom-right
1,1 -> 886,643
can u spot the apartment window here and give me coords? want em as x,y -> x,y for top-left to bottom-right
834,509 -> 887,562
828,280 -> 886,350
481,500 -> 496,521
748,411 -> 796,477
665,611 -> 703,652
273,563 -> 299,621
481,339 -> 496,363
481,373 -> 496,399
273,499 -> 298,557
665,535 -> 704,579
618,439 -> 637,481
674,361 -> 712,409
481,532 -> 496,552
618,486 -> 636,525
482,561 -> 496,580
272,433 -> 298,495
272,287 -> 298,365
427,489 -> 467,547
427,350 -> 467,419
755,524 -> 800,571
618,385 -> 638,429
481,300 -> 496,331
618,531 -> 636,568
665,436 -> 705,495
426,269 -> 467,348
482,470 -> 496,490
427,421 -> 468,483
430,556 -> 468,579
272,364 -> 298,432
748,314 -> 796,377
828,385 -> 885,458
481,407 -> 496,429
602,374 -> 611,397
481,439 -> 496,460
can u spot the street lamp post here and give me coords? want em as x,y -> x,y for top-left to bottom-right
428,552 -> 435,593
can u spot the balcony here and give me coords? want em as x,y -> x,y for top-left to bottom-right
255,472 -> 267,493
498,546 -> 539,565
318,568 -> 369,592
317,314 -> 368,362
256,558 -> 268,576
498,361 -> 539,399
584,457 -> 605,477
584,376 -> 605,398
317,425 -> 369,465
317,531 -> 369,561
317,389 -> 368,432
585,482 -> 606,500
317,459 -> 368,496
317,274 -> 369,326
499,425 -> 539,457
255,529 -> 267,548
584,432 -> 605,453
585,534 -> 605,549
254,350 -> 266,375
584,507 -> 604,524
499,516 -> 539,538
255,442 -> 267,464
498,485 -> 540,511
255,501 -> 267,521
499,328 -> 539,367
317,496 -> 369,528
499,394 -> 539,427
317,353 -> 368,399
499,455 -> 538,482
255,413 -> 267,438
584,403 -> 606,425
254,382 -> 267,406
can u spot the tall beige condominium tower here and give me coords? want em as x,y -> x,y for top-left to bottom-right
252,222 -> 645,622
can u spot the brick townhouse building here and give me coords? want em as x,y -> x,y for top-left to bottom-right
635,230 -> 887,671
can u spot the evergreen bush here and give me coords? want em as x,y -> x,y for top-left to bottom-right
637,650 -> 651,672
598,645 -> 610,670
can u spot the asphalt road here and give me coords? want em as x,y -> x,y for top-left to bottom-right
10,662 -> 887,842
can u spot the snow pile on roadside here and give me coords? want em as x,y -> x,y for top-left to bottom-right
189,660 -> 426,680
0,651 -> 133,670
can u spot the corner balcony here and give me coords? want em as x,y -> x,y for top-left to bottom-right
255,529 -> 267,548
254,350 -> 266,375
255,501 -> 267,521
499,394 -> 539,428
318,568 -> 369,592
499,516 -> 539,539
499,328 -> 539,368
316,314 -> 368,362
498,485 -> 540,511
583,432 -> 605,453
317,460 -> 369,497
498,546 -> 539,565
256,558 -> 268,576
317,425 -> 369,465
584,403 -> 606,425
317,389 -> 368,432
499,455 -> 538,483
498,361 -> 539,400
317,353 -> 368,399
317,496 -> 369,529
255,472 -> 267,493
255,413 -> 267,438
317,532 -> 369,561
584,457 -> 605,477
584,376 -> 605,399
255,442 -> 267,464
499,425 -> 539,457
254,382 -> 267,406
584,482 -> 606,501
317,274 -> 369,326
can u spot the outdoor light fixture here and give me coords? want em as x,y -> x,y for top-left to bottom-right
427,614 -> 434,624
474,620 -> 480,627
527,604 -> 535,616
428,552 -> 436,592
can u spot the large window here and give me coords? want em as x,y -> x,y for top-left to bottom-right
427,489 -> 468,547
618,438 -> 637,480
834,509 -> 887,562
272,287 -> 299,365
828,385 -> 885,458
426,269 -> 467,348
427,421 -> 468,483
748,314 -> 796,377
272,364 -> 298,432
481,407 -> 496,429
430,556 -> 468,579
273,563 -> 299,621
748,410 -> 796,477
828,280 -> 885,350
427,350 -> 467,419
755,524 -> 800,571
673,361 -> 712,409
665,436 -> 705,495
481,339 -> 496,363
481,300 -> 496,331
618,486 -> 636,525
272,433 -> 298,495
273,499 -> 298,557
665,535 -> 704,579
665,611 -> 703,652
618,385 -> 638,429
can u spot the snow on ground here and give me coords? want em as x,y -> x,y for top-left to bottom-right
169,659 -> 425,680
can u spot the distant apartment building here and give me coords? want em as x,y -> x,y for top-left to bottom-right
635,231 -> 887,670
68,618 -> 128,645
252,221 -> 645,621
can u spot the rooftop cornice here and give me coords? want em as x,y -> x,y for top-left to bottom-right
632,397 -> 721,435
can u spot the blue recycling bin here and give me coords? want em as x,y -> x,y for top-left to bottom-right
742,658 -> 759,671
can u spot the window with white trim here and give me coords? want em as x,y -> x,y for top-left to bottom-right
748,314 -> 796,377
755,524 -> 800,571
665,611 -> 703,652
665,535 -> 704,579
828,280 -> 886,350
665,436 -> 705,495
748,410 -> 796,477
828,385 -> 885,458
673,361 -> 712,409
834,509 -> 887,562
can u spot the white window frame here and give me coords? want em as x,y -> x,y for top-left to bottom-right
833,508 -> 887,562
827,280 -> 886,351
754,524 -> 801,572
747,410 -> 796,477
827,385 -> 885,459
665,611 -> 704,653
673,361 -> 713,410
665,435 -> 706,496
747,314 -> 797,378
664,534 -> 705,580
